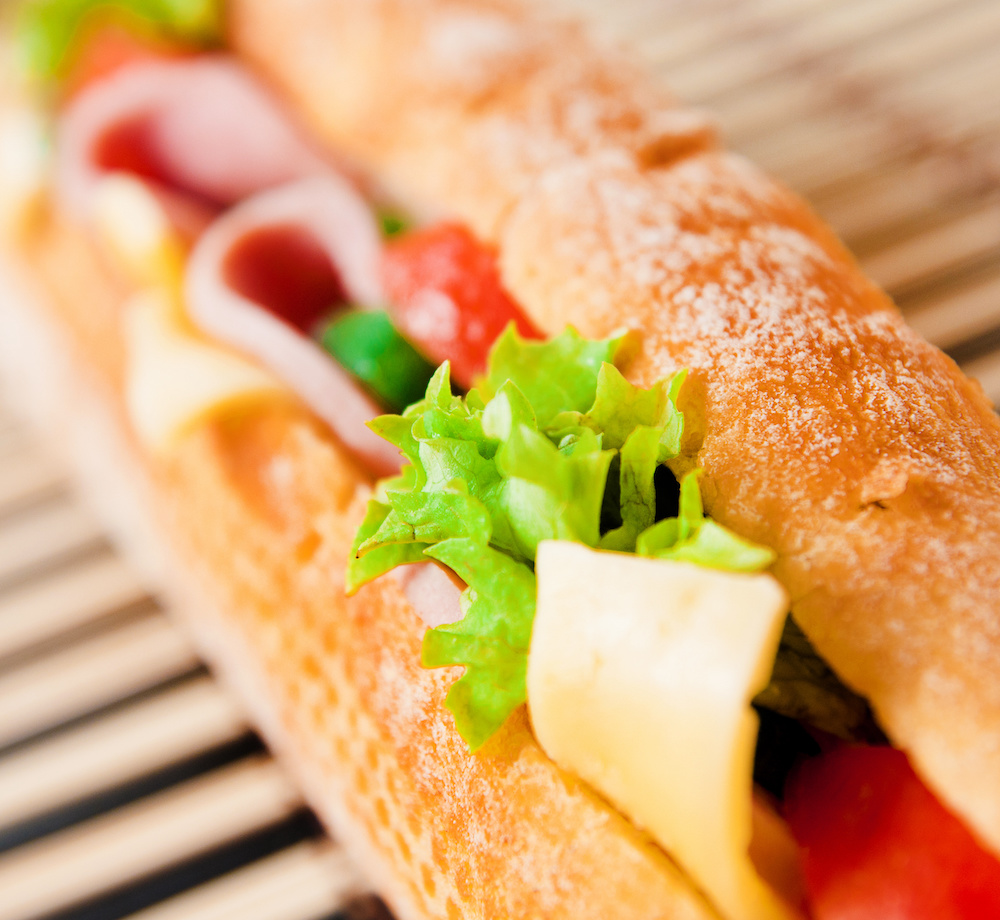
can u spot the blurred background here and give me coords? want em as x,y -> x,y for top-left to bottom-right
0,0 -> 998,918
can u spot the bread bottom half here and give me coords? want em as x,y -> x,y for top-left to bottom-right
0,208 -> 723,920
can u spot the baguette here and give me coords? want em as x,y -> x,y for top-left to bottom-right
4,1 -> 1000,918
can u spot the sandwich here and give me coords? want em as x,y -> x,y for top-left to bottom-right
2,1 -> 1000,918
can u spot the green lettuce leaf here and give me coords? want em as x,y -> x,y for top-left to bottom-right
421,539 -> 537,751
16,0 -> 222,84
363,485 -> 493,551
637,469 -> 776,572
553,363 -> 686,457
599,425 -> 660,551
494,423 -> 613,558
351,325 -> 773,749
480,326 -> 626,428
754,618 -> 885,743
345,500 -> 429,595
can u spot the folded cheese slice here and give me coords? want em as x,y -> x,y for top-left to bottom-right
528,541 -> 796,920
124,288 -> 286,452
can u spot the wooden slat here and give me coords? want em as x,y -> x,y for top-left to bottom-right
783,0 -> 962,61
860,199 -> 1000,295
905,271 -> 1000,353
738,106 -> 893,194
890,37 -> 1000,138
0,613 -> 198,748
779,104 -> 1000,206
749,0 -> 845,22
0,447 -> 65,519
658,0 -> 954,104
127,841 -> 360,920
0,675 -> 246,829
661,26 -> 800,104
842,0 -> 1000,88
0,756 -> 302,920
713,74 -> 825,147
0,550 -> 149,658
715,1 -> 1000,147
630,7 -> 752,71
810,156 -> 987,250
0,498 -> 106,587
962,350 -> 1000,408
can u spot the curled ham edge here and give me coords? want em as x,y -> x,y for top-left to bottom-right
183,175 -> 463,614
54,50 -> 803,911
56,51 -> 457,613
184,176 -> 403,477
56,53 -> 401,475
57,55 -> 330,235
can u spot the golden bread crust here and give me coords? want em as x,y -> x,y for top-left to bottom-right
160,411 -> 718,920
228,0 -> 1000,851
17,208 -> 719,919
226,0 -> 715,238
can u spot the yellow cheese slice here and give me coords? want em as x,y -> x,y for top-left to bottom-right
92,173 -> 186,291
124,289 -> 286,452
0,107 -> 48,239
528,541 -> 796,920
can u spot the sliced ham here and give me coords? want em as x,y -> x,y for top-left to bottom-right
57,55 -> 328,229
393,563 -> 465,628
185,176 -> 400,476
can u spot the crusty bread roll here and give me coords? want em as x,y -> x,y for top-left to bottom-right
230,0 -> 1000,855
5,0 -> 1000,918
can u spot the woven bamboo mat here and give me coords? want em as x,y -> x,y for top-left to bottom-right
0,406 -> 389,920
1,2 -> 999,919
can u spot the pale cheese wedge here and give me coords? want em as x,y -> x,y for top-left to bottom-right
0,107 -> 48,239
93,173 -> 186,292
125,289 -> 286,452
528,541 -> 796,920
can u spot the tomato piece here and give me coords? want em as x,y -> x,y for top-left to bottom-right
785,746 -> 1000,920
381,223 -> 543,388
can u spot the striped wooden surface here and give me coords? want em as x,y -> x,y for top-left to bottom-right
2,2 -> 999,918
0,408 -> 390,920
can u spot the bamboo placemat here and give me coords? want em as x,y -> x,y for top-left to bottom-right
1,2 -> 999,919
0,405 -> 390,920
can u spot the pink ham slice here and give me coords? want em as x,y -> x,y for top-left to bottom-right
57,55 -> 328,233
392,563 -> 465,628
185,176 -> 400,476
56,53 -> 399,474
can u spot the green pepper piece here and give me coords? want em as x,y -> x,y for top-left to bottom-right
320,310 -> 436,413
377,209 -> 410,238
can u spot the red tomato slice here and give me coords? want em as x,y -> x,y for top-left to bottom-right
381,223 -> 543,388
785,745 -> 1000,920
